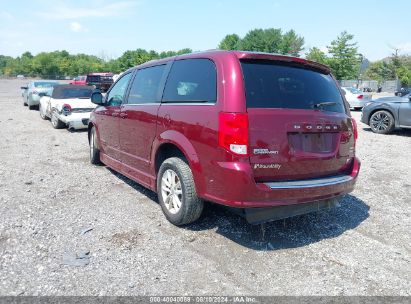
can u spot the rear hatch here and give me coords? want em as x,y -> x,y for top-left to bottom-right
241,59 -> 355,182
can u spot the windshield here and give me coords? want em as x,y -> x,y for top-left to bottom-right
345,87 -> 362,94
241,60 -> 345,113
34,82 -> 58,88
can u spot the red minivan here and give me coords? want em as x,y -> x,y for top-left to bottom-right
88,51 -> 360,225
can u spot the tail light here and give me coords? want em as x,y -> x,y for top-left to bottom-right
352,118 -> 358,145
218,112 -> 249,156
62,104 -> 72,116
357,95 -> 363,99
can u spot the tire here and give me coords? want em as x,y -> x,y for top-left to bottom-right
39,104 -> 47,120
89,127 -> 101,165
369,110 -> 395,134
50,109 -> 65,129
157,157 -> 203,226
28,104 -> 36,110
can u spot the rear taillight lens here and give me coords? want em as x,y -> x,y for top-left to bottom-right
357,95 -> 363,99
218,112 -> 249,156
62,104 -> 72,116
352,118 -> 358,144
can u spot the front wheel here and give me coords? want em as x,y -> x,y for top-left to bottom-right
369,110 -> 395,134
50,109 -> 65,129
157,157 -> 203,226
89,127 -> 101,165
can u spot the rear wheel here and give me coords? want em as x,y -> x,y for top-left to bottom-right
369,110 -> 395,134
89,127 -> 101,165
28,104 -> 36,110
157,157 -> 203,226
50,109 -> 65,129
39,104 -> 47,120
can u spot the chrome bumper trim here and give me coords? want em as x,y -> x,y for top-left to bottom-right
264,175 -> 353,189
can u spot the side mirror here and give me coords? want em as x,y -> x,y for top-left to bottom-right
91,90 -> 104,105
21,86 -> 28,90
408,96 -> 411,102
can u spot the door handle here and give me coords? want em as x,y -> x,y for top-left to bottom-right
119,113 -> 128,119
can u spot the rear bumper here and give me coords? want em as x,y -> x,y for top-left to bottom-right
348,99 -> 369,108
243,197 -> 340,224
60,112 -> 91,130
28,95 -> 40,106
201,157 -> 360,209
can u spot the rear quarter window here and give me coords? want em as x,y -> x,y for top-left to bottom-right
162,59 -> 216,103
241,60 -> 345,113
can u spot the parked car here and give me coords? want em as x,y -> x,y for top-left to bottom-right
394,87 -> 409,97
16,75 -> 25,79
361,93 -> 411,134
21,80 -> 60,109
85,73 -> 114,92
69,75 -> 87,85
39,85 -> 96,130
88,50 -> 360,226
341,87 -> 372,110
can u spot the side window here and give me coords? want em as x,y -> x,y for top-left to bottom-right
127,65 -> 166,104
162,59 -> 216,103
106,73 -> 132,106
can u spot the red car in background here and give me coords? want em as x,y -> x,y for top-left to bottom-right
70,75 -> 87,85
88,50 -> 360,226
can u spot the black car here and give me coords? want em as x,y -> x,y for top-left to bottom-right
86,73 -> 114,92
361,93 -> 411,134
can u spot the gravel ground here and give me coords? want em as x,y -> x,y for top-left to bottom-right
0,79 -> 410,296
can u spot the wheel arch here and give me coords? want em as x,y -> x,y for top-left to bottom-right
368,106 -> 398,127
151,131 -> 204,196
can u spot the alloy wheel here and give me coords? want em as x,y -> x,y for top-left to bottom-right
370,112 -> 390,132
161,169 -> 183,214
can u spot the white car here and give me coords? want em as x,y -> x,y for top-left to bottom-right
39,85 -> 96,130
341,87 -> 372,110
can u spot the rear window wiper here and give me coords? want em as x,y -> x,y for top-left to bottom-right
312,102 -> 337,109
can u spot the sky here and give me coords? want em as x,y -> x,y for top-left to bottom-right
0,0 -> 410,61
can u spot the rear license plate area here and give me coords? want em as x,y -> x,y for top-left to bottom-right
288,133 -> 337,153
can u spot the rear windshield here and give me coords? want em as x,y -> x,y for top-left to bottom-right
345,87 -> 361,94
52,87 -> 92,99
34,82 -> 57,88
241,60 -> 345,113
87,75 -> 100,82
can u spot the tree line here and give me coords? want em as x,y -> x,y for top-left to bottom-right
1,28 -> 410,86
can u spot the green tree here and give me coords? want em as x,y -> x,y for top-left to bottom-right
327,31 -> 360,80
278,30 -> 304,56
396,66 -> 411,86
218,34 -> 240,50
305,47 -> 328,65
218,28 -> 304,56
239,28 -> 283,53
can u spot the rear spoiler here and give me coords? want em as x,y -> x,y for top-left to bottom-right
235,51 -> 331,74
